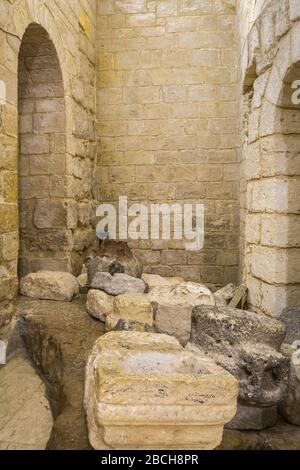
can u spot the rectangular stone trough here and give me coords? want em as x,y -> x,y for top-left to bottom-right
85,332 -> 239,450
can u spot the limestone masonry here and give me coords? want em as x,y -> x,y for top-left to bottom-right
0,0 -> 300,453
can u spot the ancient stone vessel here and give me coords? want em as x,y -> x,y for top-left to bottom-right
190,305 -> 290,430
85,331 -> 239,450
86,240 -> 143,282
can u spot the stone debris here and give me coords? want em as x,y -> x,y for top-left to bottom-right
190,305 -> 290,430
106,294 -> 153,332
86,289 -> 114,323
149,282 -> 215,345
87,240 -> 143,283
20,271 -> 79,302
142,274 -> 185,291
90,272 -> 146,296
280,308 -> 300,426
85,331 -> 239,450
228,285 -> 247,309
214,283 -> 237,307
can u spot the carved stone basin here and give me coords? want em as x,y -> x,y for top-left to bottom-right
85,331 -> 239,450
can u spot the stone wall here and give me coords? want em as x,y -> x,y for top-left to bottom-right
96,0 -> 240,287
238,0 -> 300,317
0,0 -> 98,289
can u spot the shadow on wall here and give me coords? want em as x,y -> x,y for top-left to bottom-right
18,23 -> 68,277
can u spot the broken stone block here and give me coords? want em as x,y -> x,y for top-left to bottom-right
105,294 -> 153,332
149,282 -> 215,346
84,331 -> 239,450
190,305 -> 290,429
142,273 -> 184,291
20,271 -> 79,302
280,308 -> 300,426
226,403 -> 278,431
90,272 -> 146,296
86,289 -> 114,323
214,283 -> 237,307
87,240 -> 143,283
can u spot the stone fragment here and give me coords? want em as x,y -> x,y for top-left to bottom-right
20,271 -> 79,302
226,404 -> 278,431
87,240 -> 142,283
228,285 -> 247,309
142,273 -> 184,291
149,282 -> 215,345
190,305 -> 289,411
106,294 -> 153,332
214,283 -> 237,307
85,331 -> 239,450
90,272 -> 146,296
86,289 -> 114,323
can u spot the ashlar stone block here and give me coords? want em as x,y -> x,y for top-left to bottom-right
85,331 -> 239,450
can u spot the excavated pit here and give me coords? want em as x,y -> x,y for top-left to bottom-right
4,295 -> 105,450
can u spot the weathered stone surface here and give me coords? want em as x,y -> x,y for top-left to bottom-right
0,352 -> 54,449
0,267 -> 18,302
214,283 -> 237,307
190,305 -> 289,409
142,274 -> 185,291
86,289 -> 114,323
106,294 -> 153,332
226,404 -> 278,431
20,271 -> 79,302
90,272 -> 146,296
85,331 -> 239,450
281,308 -> 300,345
149,282 -> 215,345
280,353 -> 300,426
0,303 -> 15,330
87,241 -> 143,283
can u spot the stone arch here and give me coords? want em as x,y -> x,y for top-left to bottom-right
18,23 -> 72,276
245,21 -> 300,316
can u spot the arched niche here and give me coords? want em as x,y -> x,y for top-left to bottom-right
18,23 -> 71,276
